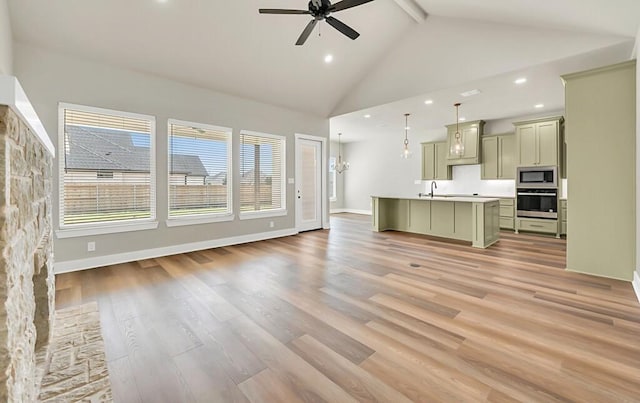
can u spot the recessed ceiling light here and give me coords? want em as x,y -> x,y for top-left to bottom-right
324,54 -> 333,63
460,89 -> 481,97
424,99 -> 433,105
157,0 -> 169,3
364,114 -> 371,118
534,104 -> 544,108
459,117 -> 466,122
515,77 -> 527,84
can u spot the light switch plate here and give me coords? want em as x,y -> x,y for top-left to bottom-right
414,180 -> 422,185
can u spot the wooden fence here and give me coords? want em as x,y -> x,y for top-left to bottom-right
64,184 -> 277,213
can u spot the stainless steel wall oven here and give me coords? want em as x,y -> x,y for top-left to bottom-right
517,188 -> 558,219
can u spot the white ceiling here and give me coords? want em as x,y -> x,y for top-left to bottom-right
8,0 -> 413,118
7,0 -> 640,135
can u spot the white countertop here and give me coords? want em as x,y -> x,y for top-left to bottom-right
372,195 -> 500,203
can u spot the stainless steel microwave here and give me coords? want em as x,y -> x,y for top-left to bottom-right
516,166 -> 557,188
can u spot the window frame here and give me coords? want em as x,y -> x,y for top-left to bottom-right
239,129 -> 287,220
56,102 -> 158,238
166,118 -> 234,227
329,156 -> 337,202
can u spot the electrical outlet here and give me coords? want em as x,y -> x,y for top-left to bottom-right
87,241 -> 96,252
269,221 -> 275,228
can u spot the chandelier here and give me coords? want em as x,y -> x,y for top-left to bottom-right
332,132 -> 349,173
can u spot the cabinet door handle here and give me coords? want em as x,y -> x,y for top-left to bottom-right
530,224 -> 543,228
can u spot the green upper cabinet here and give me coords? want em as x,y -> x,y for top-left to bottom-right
445,120 -> 485,165
422,141 -> 452,180
514,116 -> 564,167
499,134 -> 515,178
481,136 -> 498,179
481,133 -> 515,179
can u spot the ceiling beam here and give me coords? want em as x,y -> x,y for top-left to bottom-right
392,0 -> 427,23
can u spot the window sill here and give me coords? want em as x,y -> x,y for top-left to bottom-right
56,220 -> 159,239
239,209 -> 287,220
166,213 -> 235,227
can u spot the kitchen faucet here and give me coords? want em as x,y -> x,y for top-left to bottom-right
429,181 -> 437,198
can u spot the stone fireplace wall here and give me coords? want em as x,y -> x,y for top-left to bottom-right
0,105 -> 54,401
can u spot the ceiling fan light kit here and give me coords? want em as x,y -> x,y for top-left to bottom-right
259,0 -> 375,46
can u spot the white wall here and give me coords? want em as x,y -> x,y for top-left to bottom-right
0,0 -> 12,75
341,110 -> 563,212
14,43 -> 329,268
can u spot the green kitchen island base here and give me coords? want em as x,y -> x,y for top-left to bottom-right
371,196 -> 500,248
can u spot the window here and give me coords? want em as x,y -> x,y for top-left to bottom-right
168,120 -> 232,219
239,130 -> 286,217
59,103 -> 156,229
329,156 -> 337,202
97,171 -> 114,179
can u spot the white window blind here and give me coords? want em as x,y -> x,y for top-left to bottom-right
168,120 -> 232,218
239,131 -> 286,214
59,104 -> 155,227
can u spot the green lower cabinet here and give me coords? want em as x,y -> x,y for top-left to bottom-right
516,218 -> 558,235
371,197 -> 499,248
389,199 -> 409,231
453,202 -> 472,241
498,198 -> 515,230
431,201 -> 455,237
408,200 -> 430,234
480,201 -> 500,247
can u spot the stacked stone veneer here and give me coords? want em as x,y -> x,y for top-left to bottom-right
0,105 -> 55,401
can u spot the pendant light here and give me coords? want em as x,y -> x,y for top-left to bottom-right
332,132 -> 349,173
451,103 -> 465,156
401,113 -> 412,159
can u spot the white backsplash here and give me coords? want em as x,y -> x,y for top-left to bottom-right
423,165 -> 515,196
423,164 -> 568,199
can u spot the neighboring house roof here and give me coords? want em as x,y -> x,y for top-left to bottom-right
170,154 -> 209,177
65,125 -> 208,176
240,169 -> 269,184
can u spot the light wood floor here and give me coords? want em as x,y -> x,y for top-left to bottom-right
56,213 -> 640,402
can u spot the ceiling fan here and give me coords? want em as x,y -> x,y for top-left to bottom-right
259,0 -> 375,46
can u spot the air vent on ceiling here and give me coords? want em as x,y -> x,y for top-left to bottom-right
460,89 -> 481,97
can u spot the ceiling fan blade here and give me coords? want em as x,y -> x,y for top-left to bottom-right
329,0 -> 374,13
259,9 -> 310,14
296,19 -> 319,45
325,16 -> 359,40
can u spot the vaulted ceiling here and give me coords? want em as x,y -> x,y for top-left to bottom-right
7,0 -> 640,133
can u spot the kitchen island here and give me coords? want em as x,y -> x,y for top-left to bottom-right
371,196 -> 500,248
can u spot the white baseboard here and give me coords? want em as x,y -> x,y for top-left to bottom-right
330,208 -> 372,215
54,228 -> 298,274
633,271 -> 640,304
